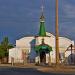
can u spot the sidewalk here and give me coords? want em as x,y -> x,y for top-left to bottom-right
37,65 -> 75,74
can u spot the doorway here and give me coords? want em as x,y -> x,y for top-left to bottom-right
40,51 -> 46,63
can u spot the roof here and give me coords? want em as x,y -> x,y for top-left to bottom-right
35,44 -> 52,53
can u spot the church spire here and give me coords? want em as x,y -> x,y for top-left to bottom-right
40,0 -> 44,22
39,0 -> 46,36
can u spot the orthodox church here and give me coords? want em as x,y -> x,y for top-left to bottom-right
9,4 -> 75,65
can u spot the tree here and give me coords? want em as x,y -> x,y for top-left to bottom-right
0,37 -> 14,63
1,37 -> 9,51
0,45 -> 5,58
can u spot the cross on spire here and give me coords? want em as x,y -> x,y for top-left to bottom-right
41,0 -> 44,14
40,0 -> 45,22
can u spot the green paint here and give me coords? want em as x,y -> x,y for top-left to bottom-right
35,44 -> 52,53
39,22 -> 46,36
39,13 -> 46,36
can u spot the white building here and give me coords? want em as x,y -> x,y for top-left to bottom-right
9,5 -> 75,65
9,32 -> 74,64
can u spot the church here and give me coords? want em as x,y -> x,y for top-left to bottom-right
9,3 -> 75,65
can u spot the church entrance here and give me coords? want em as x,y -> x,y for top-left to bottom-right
35,40 -> 52,65
40,51 -> 46,63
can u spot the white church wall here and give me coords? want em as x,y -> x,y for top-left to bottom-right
15,36 -> 36,62
9,48 -> 23,63
16,37 -> 35,48
9,32 -> 74,64
35,36 -> 55,47
59,37 -> 74,53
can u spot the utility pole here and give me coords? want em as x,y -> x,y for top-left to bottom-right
55,0 -> 60,65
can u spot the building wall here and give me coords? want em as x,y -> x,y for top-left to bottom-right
16,37 -> 35,48
9,36 -> 37,63
35,36 -> 74,63
9,33 -> 74,63
9,48 -> 23,63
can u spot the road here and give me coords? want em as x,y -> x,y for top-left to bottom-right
0,67 -> 75,75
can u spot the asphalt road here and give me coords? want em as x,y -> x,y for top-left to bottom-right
0,67 -> 74,75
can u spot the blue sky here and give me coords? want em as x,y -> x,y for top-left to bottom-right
0,0 -> 75,44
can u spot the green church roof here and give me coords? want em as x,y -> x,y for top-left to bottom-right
35,44 -> 52,53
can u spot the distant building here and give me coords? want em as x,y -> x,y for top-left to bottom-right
9,4 -> 75,65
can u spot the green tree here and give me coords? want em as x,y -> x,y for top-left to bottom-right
0,45 -> 5,58
1,37 -> 13,50
0,37 -> 14,63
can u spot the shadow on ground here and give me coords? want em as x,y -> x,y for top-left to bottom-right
0,67 -> 74,75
